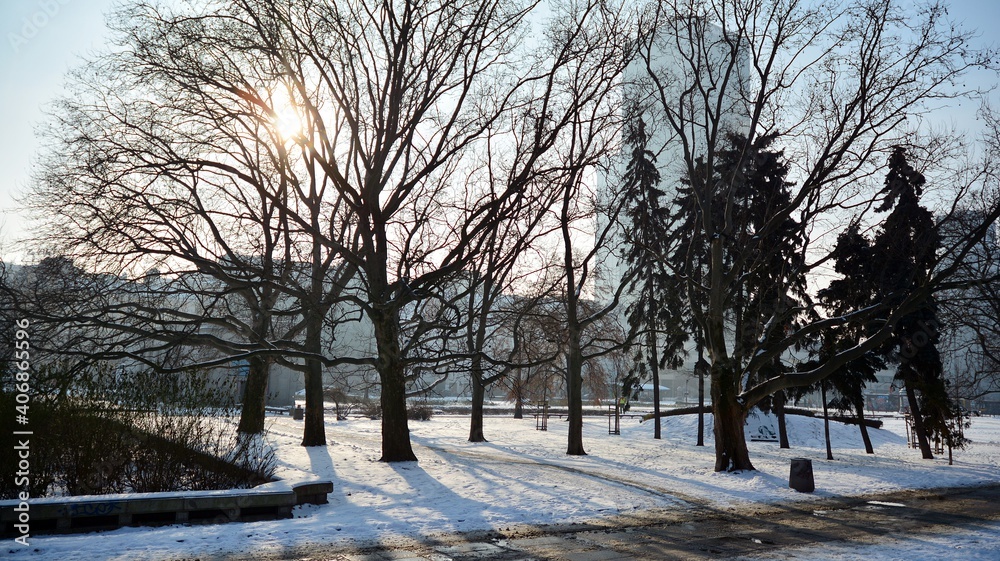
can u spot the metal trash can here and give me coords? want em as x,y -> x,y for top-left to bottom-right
789,458 -> 814,493
293,404 -> 304,421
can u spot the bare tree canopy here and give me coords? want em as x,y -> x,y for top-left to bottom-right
22,0 -> 644,461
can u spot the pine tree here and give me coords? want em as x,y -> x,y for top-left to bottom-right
818,224 -> 887,454
665,133 -> 806,453
620,114 -> 687,439
824,147 -> 963,459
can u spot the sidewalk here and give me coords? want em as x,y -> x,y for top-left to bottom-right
257,484 -> 1000,561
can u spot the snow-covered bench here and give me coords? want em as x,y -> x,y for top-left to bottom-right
0,479 -> 332,536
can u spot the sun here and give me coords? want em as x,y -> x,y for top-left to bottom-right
269,87 -> 305,141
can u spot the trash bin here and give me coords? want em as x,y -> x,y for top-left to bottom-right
293,404 -> 304,421
789,458 -> 814,493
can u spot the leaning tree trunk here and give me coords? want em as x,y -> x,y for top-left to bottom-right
711,362 -> 754,471
775,390 -> 790,449
372,307 -> 417,462
237,355 -> 270,435
468,362 -> 487,442
854,396 -> 875,454
904,382 -> 934,459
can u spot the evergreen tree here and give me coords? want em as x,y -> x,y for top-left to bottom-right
620,114 -> 687,439
717,134 -> 808,449
818,223 -> 887,454
667,133 -> 807,452
799,331 -> 885,455
824,147 -> 963,459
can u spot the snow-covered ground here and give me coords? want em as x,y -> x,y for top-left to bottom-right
7,410 -> 1000,560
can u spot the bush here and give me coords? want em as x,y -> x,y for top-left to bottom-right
324,386 -> 358,420
0,364 -> 275,499
407,403 -> 434,421
361,399 -> 382,420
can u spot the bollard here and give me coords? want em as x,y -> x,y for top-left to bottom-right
789,458 -> 814,493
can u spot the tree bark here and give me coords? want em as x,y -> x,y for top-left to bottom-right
697,352 -> 706,447
513,384 -> 524,420
711,363 -> 753,471
372,307 -> 417,462
648,277 -> 662,440
775,390 -> 790,449
237,355 -> 269,435
706,230 -> 755,470
469,365 -> 487,442
854,396 -> 875,454
566,324 -> 586,456
904,381 -> 934,459
301,305 -> 327,446
822,381 -> 833,460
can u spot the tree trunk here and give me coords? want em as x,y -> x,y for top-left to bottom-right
697,352 -> 705,447
822,380 -> 833,460
854,396 -> 874,454
237,355 -> 269,435
651,359 -> 661,439
706,235 -> 753,470
775,390 -> 790,449
301,309 -> 327,447
648,277 -> 661,440
711,363 -> 753,471
904,382 -> 934,459
566,324 -> 586,456
469,365 -> 487,442
372,307 -> 417,462
513,385 -> 524,420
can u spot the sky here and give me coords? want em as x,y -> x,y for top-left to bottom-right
1,0 -> 1000,261
0,0 -> 118,255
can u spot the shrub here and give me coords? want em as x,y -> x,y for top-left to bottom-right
361,399 -> 382,420
407,403 -> 434,421
0,364 -> 274,498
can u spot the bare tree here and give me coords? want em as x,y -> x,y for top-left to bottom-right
937,203 -> 1000,402
25,0 -> 646,461
231,0 -> 647,461
533,1 -> 639,456
23,0 -> 367,448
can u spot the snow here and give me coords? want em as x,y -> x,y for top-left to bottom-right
7,411 -> 1000,560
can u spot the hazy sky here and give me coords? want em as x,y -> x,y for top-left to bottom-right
1,0 -> 999,258
1,0 -> 117,254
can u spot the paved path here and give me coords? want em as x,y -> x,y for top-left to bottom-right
253,484 -> 1000,561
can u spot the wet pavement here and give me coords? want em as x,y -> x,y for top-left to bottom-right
247,484 -> 1000,561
